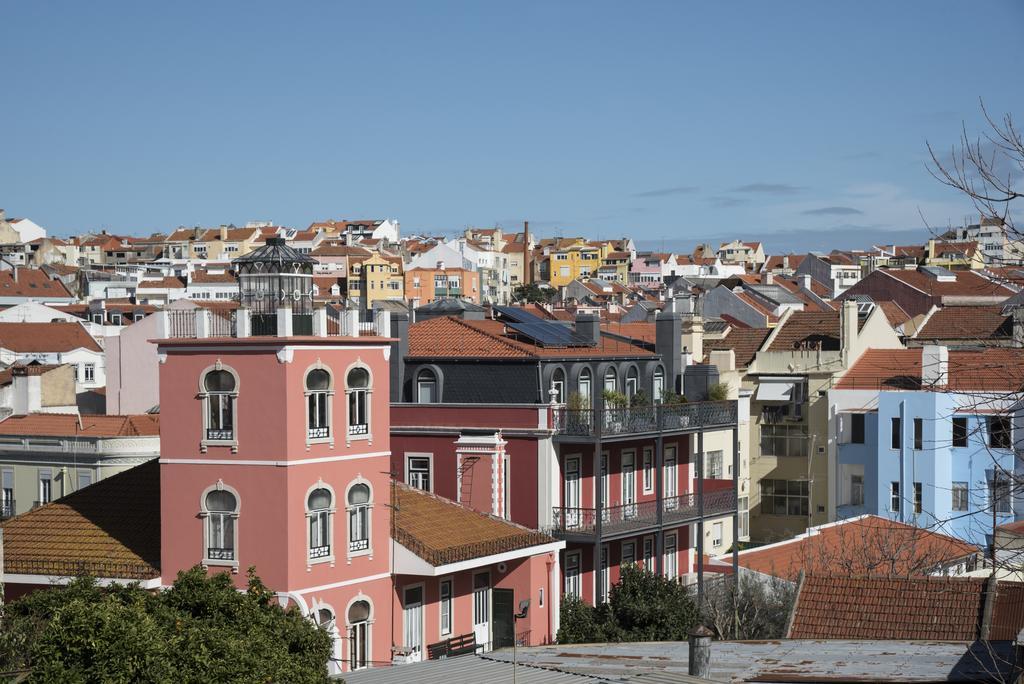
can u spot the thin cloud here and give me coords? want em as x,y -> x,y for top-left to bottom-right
732,183 -> 804,195
708,196 -> 748,208
802,206 -> 864,216
632,185 -> 700,198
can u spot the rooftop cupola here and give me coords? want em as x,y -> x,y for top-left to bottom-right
233,237 -> 318,335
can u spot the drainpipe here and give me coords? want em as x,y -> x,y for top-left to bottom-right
899,400 -> 907,524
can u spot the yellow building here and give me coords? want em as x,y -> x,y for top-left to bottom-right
548,241 -> 603,287
924,239 -> 986,270
348,252 -> 404,307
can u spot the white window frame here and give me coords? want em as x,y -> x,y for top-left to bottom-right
621,541 -> 635,567
599,544 -> 609,603
642,536 -> 654,571
344,363 -> 373,445
346,479 -> 373,558
439,577 -> 454,637
890,481 -> 900,512
664,533 -> 678,580
565,550 -> 581,598
621,450 -> 636,518
83,363 -> 95,383
305,480 -> 336,567
304,363 -> 335,446
403,583 -> 425,657
405,453 -> 433,492
200,481 -> 241,571
199,363 -> 240,453
416,369 -> 438,403
345,597 -> 373,672
664,445 -> 678,508
37,468 -> 52,506
711,521 -> 723,548
642,447 -> 654,493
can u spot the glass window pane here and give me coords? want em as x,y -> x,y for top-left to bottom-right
206,489 -> 237,512
308,488 -> 332,510
306,369 -> 331,391
204,370 -> 235,393
347,367 -> 370,389
348,483 -> 370,505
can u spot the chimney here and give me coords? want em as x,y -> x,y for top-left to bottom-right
1012,305 -> 1024,348
389,312 -> 410,402
921,344 -> 949,387
688,625 -> 713,679
574,311 -> 601,345
841,298 -> 858,357
523,221 -> 532,285
220,226 -> 228,241
801,274 -> 812,291
765,272 -> 774,285
656,305 -> 683,394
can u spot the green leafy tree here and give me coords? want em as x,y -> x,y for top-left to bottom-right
512,283 -> 554,303
0,567 -> 332,683
707,382 -> 730,402
557,564 -> 700,644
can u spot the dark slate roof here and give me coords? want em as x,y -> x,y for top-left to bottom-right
415,299 -> 486,315
232,237 -> 317,268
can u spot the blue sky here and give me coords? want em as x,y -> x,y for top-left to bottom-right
2,1 -> 1022,252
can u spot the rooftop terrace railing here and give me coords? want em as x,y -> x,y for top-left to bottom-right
552,400 -> 736,439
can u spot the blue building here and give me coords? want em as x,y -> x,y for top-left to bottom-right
829,347 -> 1021,549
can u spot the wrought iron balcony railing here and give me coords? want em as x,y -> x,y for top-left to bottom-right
548,488 -> 735,539
552,401 -> 736,439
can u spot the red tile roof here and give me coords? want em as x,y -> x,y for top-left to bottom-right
879,268 -> 1015,298
916,305 -> 1011,341
0,321 -> 100,352
0,268 -> 72,299
728,515 -> 978,581
765,311 -> 841,351
408,317 -> 654,359
0,413 -> 159,437
393,484 -> 554,566
836,347 -> 1024,391
705,327 -> 771,368
139,276 -> 186,289
788,575 -> 985,641
874,300 -> 912,328
311,244 -> 372,258
189,270 -> 237,285
0,460 -> 160,579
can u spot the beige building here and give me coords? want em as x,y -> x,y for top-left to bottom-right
743,301 -> 903,542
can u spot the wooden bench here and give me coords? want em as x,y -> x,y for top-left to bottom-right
427,632 -> 477,659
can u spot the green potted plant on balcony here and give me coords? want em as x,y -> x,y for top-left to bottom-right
659,390 -> 689,427
708,382 -> 730,401
601,389 -> 629,432
565,392 -> 591,433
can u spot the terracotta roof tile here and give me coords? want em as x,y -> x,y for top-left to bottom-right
789,575 -> 985,641
409,317 -> 654,359
766,311 -> 841,351
393,484 -> 554,566
730,515 -> 978,581
874,300 -> 912,327
0,268 -> 72,299
916,305 -> 1012,341
189,270 -> 238,284
0,321 -> 100,353
1,460 -> 160,579
0,413 -> 159,437
836,348 -> 1024,391
879,269 -> 1015,298
705,327 -> 771,368
139,276 -> 186,289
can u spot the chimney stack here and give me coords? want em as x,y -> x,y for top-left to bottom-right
765,272 -> 774,285
574,311 -> 601,345
523,221 -> 532,285
801,274 -> 812,291
921,344 -> 949,387
1012,305 -> 1024,348
688,625 -> 713,678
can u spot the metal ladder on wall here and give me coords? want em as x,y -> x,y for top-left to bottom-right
458,455 -> 481,505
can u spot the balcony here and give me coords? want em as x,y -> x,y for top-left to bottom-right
1,500 -> 14,519
548,488 -> 735,541
160,306 -> 391,340
552,401 -> 736,441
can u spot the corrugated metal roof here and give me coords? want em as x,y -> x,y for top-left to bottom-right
484,640 -> 1016,683
343,654 -> 618,684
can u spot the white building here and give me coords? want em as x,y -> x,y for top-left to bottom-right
0,321 -> 105,392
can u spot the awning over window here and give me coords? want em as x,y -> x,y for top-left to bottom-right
756,379 -> 796,402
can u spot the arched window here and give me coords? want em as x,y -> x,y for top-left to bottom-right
347,483 -> 371,553
202,368 -> 237,442
416,368 -> 437,403
578,368 -> 592,402
204,488 -> 238,563
551,368 -> 565,404
625,367 -> 639,398
348,600 -> 371,671
346,368 -> 370,436
604,367 -> 617,392
653,367 -> 665,402
306,368 -> 333,440
308,487 -> 333,560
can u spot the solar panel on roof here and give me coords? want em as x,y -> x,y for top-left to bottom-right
506,321 -> 596,347
492,305 -> 548,324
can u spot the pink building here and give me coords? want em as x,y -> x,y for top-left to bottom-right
0,240 -> 563,676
